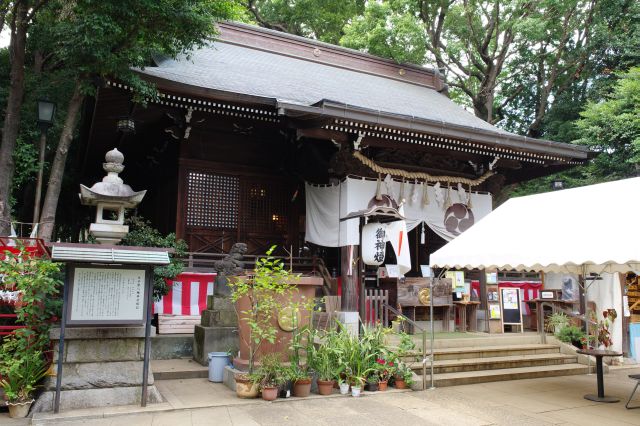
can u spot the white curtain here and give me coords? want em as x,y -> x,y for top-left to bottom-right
305,177 -> 492,247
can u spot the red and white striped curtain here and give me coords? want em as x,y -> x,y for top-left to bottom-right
153,272 -> 216,316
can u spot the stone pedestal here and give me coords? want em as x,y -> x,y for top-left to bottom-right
193,295 -> 238,366
32,327 -> 162,413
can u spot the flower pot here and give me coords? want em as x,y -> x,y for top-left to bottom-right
279,380 -> 292,398
394,378 -> 407,389
293,378 -> 312,397
317,379 -> 334,395
235,374 -> 259,398
261,386 -> 279,401
351,385 -> 361,397
7,400 -> 34,418
339,382 -> 350,395
378,380 -> 388,391
365,381 -> 378,392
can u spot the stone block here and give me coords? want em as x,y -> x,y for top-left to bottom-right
31,385 -> 163,412
192,325 -> 238,366
201,309 -> 237,327
50,326 -> 149,340
45,361 -> 153,391
151,334 -> 193,360
54,338 -> 143,363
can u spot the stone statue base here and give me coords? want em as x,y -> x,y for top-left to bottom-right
193,295 -> 238,366
32,327 -> 162,413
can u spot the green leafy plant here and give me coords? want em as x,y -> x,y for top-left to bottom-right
119,216 -> 188,300
546,312 -> 570,334
0,347 -> 49,403
309,328 -> 340,381
229,246 -> 297,374
556,325 -> 586,348
396,362 -> 414,385
255,353 -> 286,389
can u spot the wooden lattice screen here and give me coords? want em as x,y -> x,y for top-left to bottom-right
178,161 -> 296,255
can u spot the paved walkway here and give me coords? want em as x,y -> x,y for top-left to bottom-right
5,366 -> 640,425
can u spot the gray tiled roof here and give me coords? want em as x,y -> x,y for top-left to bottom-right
140,41 -> 508,135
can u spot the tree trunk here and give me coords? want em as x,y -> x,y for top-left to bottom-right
0,2 -> 28,235
38,82 -> 85,242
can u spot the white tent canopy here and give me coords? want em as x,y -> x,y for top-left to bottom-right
430,177 -> 640,274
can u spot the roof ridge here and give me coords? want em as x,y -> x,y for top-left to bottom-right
216,21 -> 445,91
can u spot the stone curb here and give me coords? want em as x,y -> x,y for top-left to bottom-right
30,388 -> 412,424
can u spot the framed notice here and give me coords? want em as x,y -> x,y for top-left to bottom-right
500,287 -> 523,332
489,304 -> 501,319
66,264 -> 150,326
541,291 -> 554,299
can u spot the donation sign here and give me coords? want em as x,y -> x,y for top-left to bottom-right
68,267 -> 147,325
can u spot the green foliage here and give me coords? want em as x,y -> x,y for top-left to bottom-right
254,352 -> 286,388
0,346 -> 49,403
229,245 -> 298,374
574,67 -> 640,179
0,246 -> 61,402
547,312 -> 570,334
245,0 -> 364,44
0,246 -> 62,343
556,325 -> 586,347
119,216 -> 188,300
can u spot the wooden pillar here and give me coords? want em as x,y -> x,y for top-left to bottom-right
341,245 -> 359,311
479,269 -> 487,310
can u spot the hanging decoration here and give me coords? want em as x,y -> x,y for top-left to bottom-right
353,151 -> 494,187
375,174 -> 383,201
434,182 -> 443,206
384,174 -> 393,195
422,182 -> 429,206
445,185 -> 452,209
420,222 -> 426,245
362,222 -> 387,266
410,179 -> 419,204
399,179 -> 406,205
467,184 -> 474,209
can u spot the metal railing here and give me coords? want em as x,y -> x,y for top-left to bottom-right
537,302 -> 595,345
382,303 -> 433,390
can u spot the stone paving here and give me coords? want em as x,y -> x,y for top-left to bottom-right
4,366 -> 640,425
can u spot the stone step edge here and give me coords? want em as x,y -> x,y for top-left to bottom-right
407,353 -> 577,369
394,343 -> 560,356
421,363 -> 591,385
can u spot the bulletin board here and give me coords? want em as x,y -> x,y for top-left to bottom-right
500,287 -> 523,332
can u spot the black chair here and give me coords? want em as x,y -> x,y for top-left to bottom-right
626,374 -> 640,409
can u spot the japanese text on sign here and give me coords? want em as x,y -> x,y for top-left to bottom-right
70,268 -> 145,322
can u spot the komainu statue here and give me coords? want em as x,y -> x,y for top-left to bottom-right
213,243 -> 248,296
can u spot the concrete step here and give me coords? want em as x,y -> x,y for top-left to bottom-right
399,344 -> 560,361
409,353 -> 578,374
426,363 -> 591,387
152,358 -> 208,380
387,333 -> 544,350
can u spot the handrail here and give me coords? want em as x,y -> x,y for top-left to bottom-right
382,303 -> 432,391
537,302 -> 596,344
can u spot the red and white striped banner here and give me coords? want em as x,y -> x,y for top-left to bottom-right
153,272 -> 216,316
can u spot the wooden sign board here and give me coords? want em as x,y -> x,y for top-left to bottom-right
397,278 -> 452,306
500,287 -> 523,333
66,264 -> 150,326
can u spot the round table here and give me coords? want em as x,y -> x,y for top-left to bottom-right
576,348 -> 622,403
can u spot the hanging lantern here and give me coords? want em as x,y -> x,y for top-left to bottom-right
361,222 -> 386,266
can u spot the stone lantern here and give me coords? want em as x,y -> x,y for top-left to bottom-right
79,148 -> 146,244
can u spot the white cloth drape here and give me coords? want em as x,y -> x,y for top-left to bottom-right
305,177 -> 493,247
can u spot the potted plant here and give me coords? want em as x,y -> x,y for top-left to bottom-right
309,329 -> 339,395
289,364 -> 312,397
229,246 -> 296,398
375,358 -> 396,391
338,377 -> 350,395
556,325 -> 586,349
0,349 -> 49,418
365,374 -> 379,392
546,312 -> 570,334
393,362 -> 413,389
256,353 -> 284,401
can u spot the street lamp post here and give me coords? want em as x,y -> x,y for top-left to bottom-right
33,100 -> 56,226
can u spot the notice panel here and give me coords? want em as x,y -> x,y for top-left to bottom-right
68,267 -> 147,325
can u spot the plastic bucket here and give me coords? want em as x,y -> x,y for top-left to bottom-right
208,352 -> 229,382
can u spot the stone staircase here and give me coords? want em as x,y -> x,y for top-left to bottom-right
398,334 -> 591,387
